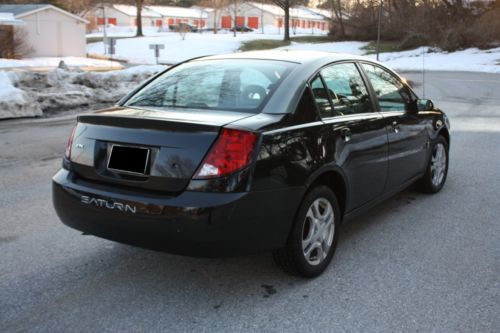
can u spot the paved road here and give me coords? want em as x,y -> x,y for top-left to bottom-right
1,71 -> 499,332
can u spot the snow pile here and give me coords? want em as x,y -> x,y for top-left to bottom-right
0,65 -> 165,119
0,57 -> 123,70
0,72 -> 42,119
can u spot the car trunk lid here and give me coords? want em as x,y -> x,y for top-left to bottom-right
69,107 -> 255,194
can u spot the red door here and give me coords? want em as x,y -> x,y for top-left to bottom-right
194,19 -> 199,27
248,17 -> 258,29
108,18 -> 117,25
221,16 -> 231,29
168,18 -> 174,25
155,19 -> 162,27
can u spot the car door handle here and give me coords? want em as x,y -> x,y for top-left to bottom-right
392,121 -> 400,133
340,127 -> 352,142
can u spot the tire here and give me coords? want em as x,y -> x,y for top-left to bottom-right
273,185 -> 340,278
418,135 -> 449,193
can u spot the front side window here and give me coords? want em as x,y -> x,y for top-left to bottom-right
125,60 -> 295,113
361,63 -> 413,112
320,63 -> 373,116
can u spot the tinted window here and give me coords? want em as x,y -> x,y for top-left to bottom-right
125,60 -> 295,113
361,63 -> 412,112
320,63 -> 373,116
310,76 -> 332,118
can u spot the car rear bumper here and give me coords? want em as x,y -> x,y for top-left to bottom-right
52,169 -> 304,257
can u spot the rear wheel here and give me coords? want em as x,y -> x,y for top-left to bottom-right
273,186 -> 340,278
418,136 -> 449,193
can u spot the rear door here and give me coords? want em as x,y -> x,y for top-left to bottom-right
360,63 -> 428,192
311,62 -> 388,211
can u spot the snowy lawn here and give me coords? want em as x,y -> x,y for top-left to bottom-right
86,31 -> 326,64
87,31 -> 500,73
0,57 -> 123,70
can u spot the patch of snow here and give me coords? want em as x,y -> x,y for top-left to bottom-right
0,57 -> 123,70
0,71 -> 42,119
377,47 -> 500,73
281,43 -> 500,73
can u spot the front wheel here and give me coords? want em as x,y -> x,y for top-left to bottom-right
418,136 -> 449,193
273,186 -> 340,278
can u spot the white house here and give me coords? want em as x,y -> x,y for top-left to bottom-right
86,4 -> 208,31
0,4 -> 88,57
85,4 -> 163,30
217,2 -> 329,32
147,6 -> 208,29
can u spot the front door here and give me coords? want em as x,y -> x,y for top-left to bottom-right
360,63 -> 428,193
311,62 -> 389,211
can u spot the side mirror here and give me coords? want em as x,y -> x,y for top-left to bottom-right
417,99 -> 434,111
407,99 -> 434,113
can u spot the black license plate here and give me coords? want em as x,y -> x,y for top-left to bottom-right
107,145 -> 150,175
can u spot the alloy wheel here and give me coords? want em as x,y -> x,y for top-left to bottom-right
302,198 -> 335,266
431,142 -> 447,187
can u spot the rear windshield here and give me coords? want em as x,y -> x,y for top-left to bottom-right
125,59 -> 296,113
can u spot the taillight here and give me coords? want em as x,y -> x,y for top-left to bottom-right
64,126 -> 77,160
193,128 -> 258,179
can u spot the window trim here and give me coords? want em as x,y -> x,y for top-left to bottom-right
357,61 -> 418,113
308,61 -> 379,120
309,74 -> 334,119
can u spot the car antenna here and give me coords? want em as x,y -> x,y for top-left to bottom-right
422,9 -> 426,99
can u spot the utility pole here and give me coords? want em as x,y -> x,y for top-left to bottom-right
376,0 -> 382,61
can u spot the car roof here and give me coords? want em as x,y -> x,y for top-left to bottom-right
198,49 -> 374,65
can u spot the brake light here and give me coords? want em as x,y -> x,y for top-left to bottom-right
193,128 -> 258,179
64,126 -> 77,160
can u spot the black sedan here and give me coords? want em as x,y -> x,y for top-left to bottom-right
53,50 -> 450,277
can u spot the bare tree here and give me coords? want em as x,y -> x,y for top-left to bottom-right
329,0 -> 346,39
135,0 -> 144,37
0,26 -> 33,59
271,0 -> 304,41
228,0 -> 239,37
207,0 -> 228,34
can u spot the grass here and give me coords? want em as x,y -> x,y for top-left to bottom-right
361,41 -> 400,54
86,36 -> 136,44
239,35 -> 334,52
239,39 -> 291,51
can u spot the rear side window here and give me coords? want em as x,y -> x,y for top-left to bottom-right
125,59 -> 295,113
320,63 -> 373,115
361,63 -> 413,112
